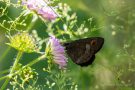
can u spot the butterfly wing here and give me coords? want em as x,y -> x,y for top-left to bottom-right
64,37 -> 104,66
64,41 -> 87,64
79,55 -> 95,66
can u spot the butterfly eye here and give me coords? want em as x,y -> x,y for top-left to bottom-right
91,40 -> 97,46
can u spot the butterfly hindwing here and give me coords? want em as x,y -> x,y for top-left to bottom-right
79,55 -> 95,66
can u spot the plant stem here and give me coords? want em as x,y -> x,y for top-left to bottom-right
0,69 -> 9,75
0,51 -> 23,90
0,54 -> 46,84
0,75 -> 8,81
25,54 -> 46,68
26,14 -> 38,32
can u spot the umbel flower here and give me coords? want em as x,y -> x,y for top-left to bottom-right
22,0 -> 57,21
7,32 -> 38,53
48,36 -> 67,69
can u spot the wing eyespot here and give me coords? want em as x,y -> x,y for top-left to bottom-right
90,40 -> 97,46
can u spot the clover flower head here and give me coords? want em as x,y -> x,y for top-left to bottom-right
22,0 -> 57,21
49,36 -> 67,69
7,32 -> 38,53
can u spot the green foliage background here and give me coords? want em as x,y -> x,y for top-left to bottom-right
0,0 -> 135,90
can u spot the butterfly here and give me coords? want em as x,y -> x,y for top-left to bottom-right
63,37 -> 104,66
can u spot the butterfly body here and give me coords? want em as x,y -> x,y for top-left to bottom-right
64,37 -> 104,66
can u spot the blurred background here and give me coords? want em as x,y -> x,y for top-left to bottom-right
0,0 -> 135,90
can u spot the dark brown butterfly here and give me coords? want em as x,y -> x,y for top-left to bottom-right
63,37 -> 104,66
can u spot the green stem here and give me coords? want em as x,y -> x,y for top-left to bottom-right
0,51 -> 23,90
0,69 -> 9,75
0,23 -> 10,31
11,51 -> 23,73
0,54 -> 46,83
25,55 -> 46,68
0,75 -> 8,81
9,11 -> 26,30
26,14 -> 38,32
